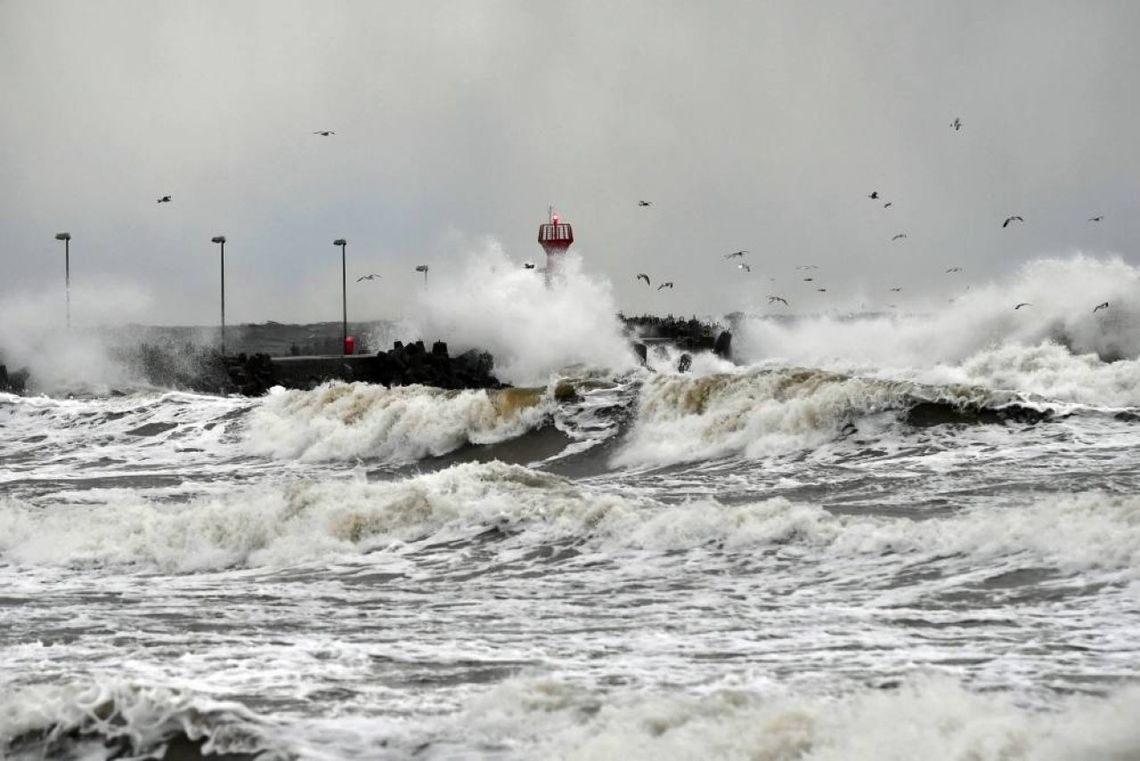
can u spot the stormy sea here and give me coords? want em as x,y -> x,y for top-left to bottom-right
3,254 -> 1140,760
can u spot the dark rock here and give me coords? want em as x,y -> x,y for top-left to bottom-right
677,353 -> 692,373
713,331 -> 733,359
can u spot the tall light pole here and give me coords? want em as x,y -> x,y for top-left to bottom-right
54,233 -> 71,328
334,239 -> 347,354
211,236 -> 227,356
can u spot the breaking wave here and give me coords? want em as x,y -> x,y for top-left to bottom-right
245,381 -> 553,462
614,366 -> 1047,465
432,675 -> 1140,760
0,680 -> 279,761
2,461 -> 1137,574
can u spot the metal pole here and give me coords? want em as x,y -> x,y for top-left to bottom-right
65,238 -> 70,329
341,242 -> 347,355
220,239 -> 226,356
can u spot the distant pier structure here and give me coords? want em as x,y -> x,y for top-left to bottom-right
537,206 -> 573,287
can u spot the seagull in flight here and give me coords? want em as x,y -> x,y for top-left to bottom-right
816,288 -> 828,293
738,263 -> 751,273
1093,302 -> 1109,313
724,250 -> 748,259
355,274 -> 381,282
1015,302 -> 1032,310
802,277 -> 814,282
1089,215 -> 1104,222
946,267 -> 962,273
868,191 -> 879,200
795,265 -> 819,270
889,287 -> 902,292
883,202 -> 893,208
523,262 -> 536,269
950,117 -> 963,131
891,234 -> 908,241
415,264 -> 429,272
313,130 -> 335,136
638,200 -> 652,207
1002,215 -> 1024,228
657,281 -> 674,290
636,273 -> 651,286
156,195 -> 172,203
768,296 -> 788,306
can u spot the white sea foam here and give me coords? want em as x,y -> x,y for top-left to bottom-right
613,366 -> 1023,465
0,680 -> 278,761
398,241 -> 637,385
2,457 -> 1137,574
443,675 -> 1140,761
245,381 -> 553,462
735,256 -> 1140,405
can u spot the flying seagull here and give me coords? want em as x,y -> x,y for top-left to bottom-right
638,200 -> 652,207
883,202 -> 893,208
415,264 -> 429,272
950,117 -> 963,131
355,274 -> 381,282
1093,302 -> 1109,313
1002,215 -> 1024,228
313,130 -> 335,136
738,263 -> 751,273
889,287 -> 902,292
1014,302 -> 1031,310
946,267 -> 962,273
523,262 -> 536,269
636,273 -> 651,286
1089,216 -> 1104,222
724,250 -> 748,259
891,234 -> 908,241
796,265 -> 819,270
802,277 -> 814,282
868,191 -> 879,200
156,195 -> 172,203
657,281 -> 674,290
768,296 -> 788,306
816,288 -> 828,293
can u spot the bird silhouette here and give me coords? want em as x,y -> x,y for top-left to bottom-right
738,263 -> 751,272
355,274 -> 381,282
889,287 -> 902,292
883,202 -> 893,208
415,264 -> 429,272
946,267 -> 962,273
657,282 -> 673,290
1002,215 -> 1024,228
802,277 -> 814,282
156,195 -> 172,203
638,200 -> 652,207
724,250 -> 747,259
868,191 -> 879,200
816,288 -> 828,293
1093,302 -> 1109,312
313,130 -> 335,136
950,117 -> 963,131
636,273 -> 651,286
796,265 -> 819,270
768,296 -> 788,306
1089,216 -> 1104,222
1015,302 -> 1031,310
891,233 -> 908,241
523,262 -> 536,269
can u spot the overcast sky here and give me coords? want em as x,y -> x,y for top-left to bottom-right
3,0 -> 1139,326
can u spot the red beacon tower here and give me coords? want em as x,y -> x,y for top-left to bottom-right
537,206 -> 573,287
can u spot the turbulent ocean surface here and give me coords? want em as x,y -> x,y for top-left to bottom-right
4,256 -> 1140,759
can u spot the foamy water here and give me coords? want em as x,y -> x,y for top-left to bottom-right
4,256 -> 1140,759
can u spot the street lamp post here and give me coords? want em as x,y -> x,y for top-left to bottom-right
54,233 -> 71,328
211,236 -> 227,356
334,239 -> 347,355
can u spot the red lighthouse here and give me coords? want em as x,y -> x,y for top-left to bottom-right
537,206 -> 573,287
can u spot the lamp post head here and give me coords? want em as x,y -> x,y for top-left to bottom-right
55,232 -> 71,241
333,239 -> 347,246
211,235 -> 226,244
